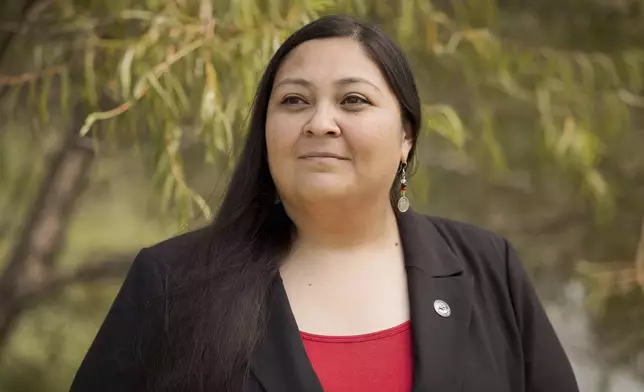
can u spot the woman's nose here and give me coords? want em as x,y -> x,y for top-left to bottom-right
303,105 -> 341,137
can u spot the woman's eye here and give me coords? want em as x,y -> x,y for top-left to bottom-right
342,95 -> 370,105
281,96 -> 306,105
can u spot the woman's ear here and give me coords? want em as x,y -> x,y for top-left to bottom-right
400,123 -> 413,163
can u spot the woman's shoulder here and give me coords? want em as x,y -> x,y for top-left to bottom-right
144,225 -> 212,256
131,225 -> 213,275
411,212 -> 519,278
415,213 -> 537,309
415,212 -> 509,254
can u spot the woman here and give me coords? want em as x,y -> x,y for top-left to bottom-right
70,14 -> 579,392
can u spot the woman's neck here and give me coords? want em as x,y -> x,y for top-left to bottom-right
284,197 -> 399,252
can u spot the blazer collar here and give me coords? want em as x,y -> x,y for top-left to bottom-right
251,209 -> 473,392
397,210 -> 473,391
395,208 -> 464,276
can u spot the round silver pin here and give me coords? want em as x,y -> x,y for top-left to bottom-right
433,299 -> 451,318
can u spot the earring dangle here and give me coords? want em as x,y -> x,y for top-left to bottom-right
397,163 -> 410,212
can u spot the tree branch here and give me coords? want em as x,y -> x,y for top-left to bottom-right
79,38 -> 204,137
0,0 -> 37,61
0,65 -> 64,86
0,252 -> 133,352
20,254 -> 134,306
577,216 -> 644,296
636,217 -> 644,289
0,0 -> 53,101
0,253 -> 134,351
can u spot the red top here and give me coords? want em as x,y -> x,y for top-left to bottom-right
300,321 -> 414,392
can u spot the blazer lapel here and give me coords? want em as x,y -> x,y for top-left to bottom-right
397,211 -> 473,392
251,275 -> 324,392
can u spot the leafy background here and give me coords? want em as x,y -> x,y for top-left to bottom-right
0,0 -> 643,391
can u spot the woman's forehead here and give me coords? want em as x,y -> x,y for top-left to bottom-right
273,38 -> 386,88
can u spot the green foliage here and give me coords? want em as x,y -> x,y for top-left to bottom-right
1,0 -> 642,222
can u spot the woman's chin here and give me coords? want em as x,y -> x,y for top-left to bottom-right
293,180 -> 353,204
300,187 -> 349,202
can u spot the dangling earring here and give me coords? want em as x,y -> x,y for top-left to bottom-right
274,192 -> 281,204
397,162 -> 410,212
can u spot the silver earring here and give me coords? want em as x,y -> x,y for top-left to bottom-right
397,162 -> 410,212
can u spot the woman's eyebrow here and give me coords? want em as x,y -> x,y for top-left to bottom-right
335,77 -> 381,93
273,76 -> 381,93
274,78 -> 311,89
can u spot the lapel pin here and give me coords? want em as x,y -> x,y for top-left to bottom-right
433,299 -> 451,318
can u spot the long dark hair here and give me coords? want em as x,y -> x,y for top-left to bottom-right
148,14 -> 422,391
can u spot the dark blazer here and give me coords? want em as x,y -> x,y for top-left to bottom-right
70,211 -> 579,392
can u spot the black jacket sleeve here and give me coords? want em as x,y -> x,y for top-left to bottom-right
504,239 -> 580,392
69,248 -> 164,392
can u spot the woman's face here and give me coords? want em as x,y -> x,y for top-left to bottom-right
265,37 -> 412,207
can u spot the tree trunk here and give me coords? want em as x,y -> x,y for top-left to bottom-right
0,104 -> 94,351
636,218 -> 644,292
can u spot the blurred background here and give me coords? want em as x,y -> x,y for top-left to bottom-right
0,0 -> 643,391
